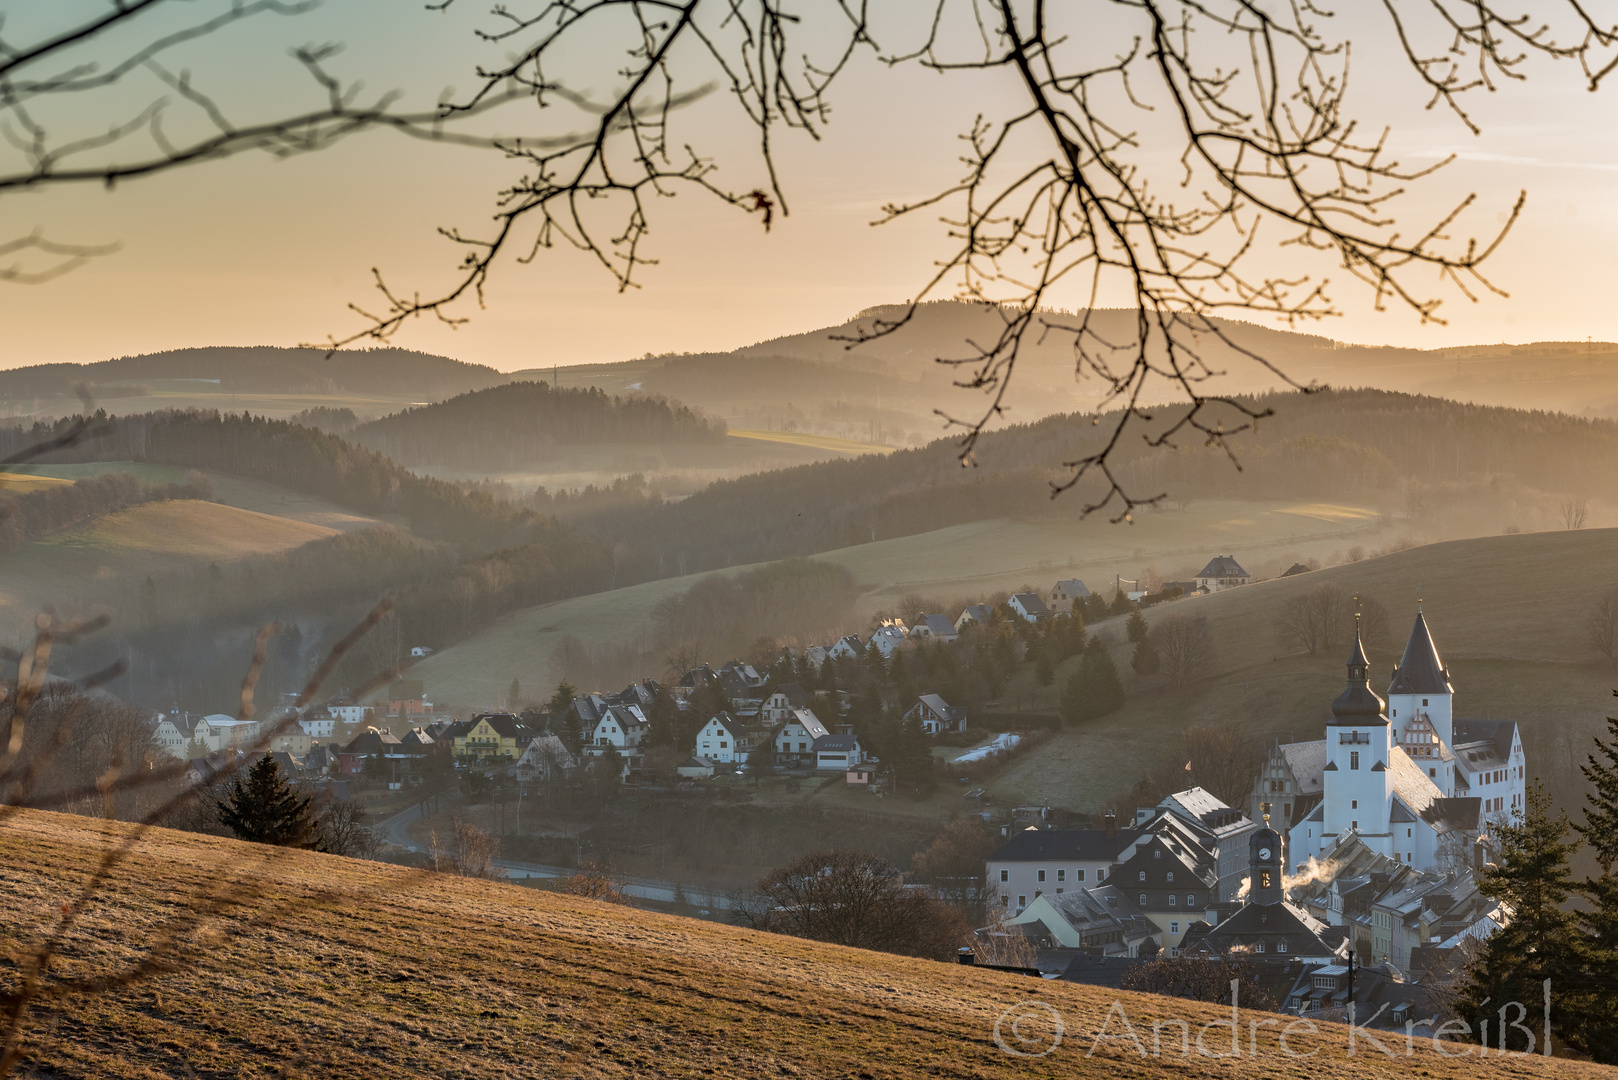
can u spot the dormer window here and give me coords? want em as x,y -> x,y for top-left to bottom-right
1166,872 -> 1174,883
1139,871 -> 1147,882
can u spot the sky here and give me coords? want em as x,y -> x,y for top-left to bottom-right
4,0 -> 1618,372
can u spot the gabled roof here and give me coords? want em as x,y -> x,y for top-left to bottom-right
987,828 -> 1141,863
1053,579 -> 1090,598
704,712 -> 746,740
473,712 -> 536,739
1279,740 -> 1327,794
1420,797 -> 1482,834
785,708 -> 829,740
601,705 -> 647,729
1389,611 -> 1453,695
769,682 -> 809,707
1453,718 -> 1518,761
912,693 -> 956,720
1387,746 -> 1445,817
921,613 -> 956,636
957,605 -> 994,625
1280,563 -> 1312,577
1196,900 -> 1343,958
1196,554 -> 1249,579
1010,591 -> 1049,615
814,734 -> 860,752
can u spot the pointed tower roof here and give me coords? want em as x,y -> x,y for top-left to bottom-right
1389,611 -> 1452,696
1330,624 -> 1386,725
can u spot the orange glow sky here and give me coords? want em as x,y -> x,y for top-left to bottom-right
4,2 -> 1618,372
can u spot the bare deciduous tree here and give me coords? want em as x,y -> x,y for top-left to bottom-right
427,818 -> 506,880
1562,498 -> 1590,530
1590,590 -> 1618,663
1275,583 -> 1351,656
557,861 -> 632,905
1154,615 -> 1213,686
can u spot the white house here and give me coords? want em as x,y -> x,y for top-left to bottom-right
585,704 -> 650,766
696,712 -> 749,764
775,708 -> 830,765
828,635 -> 864,660
905,694 -> 966,734
1008,592 -> 1050,622
194,714 -> 259,754
1194,554 -> 1251,592
1285,613 -> 1493,877
150,710 -> 202,759
908,613 -> 958,644
802,645 -> 830,668
954,605 -> 995,632
1048,579 -> 1091,615
813,733 -> 862,772
409,645 -> 434,657
327,701 -> 371,726
986,826 -> 1137,915
870,624 -> 908,657
761,683 -> 809,724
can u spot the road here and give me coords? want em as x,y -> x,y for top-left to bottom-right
375,801 -> 734,910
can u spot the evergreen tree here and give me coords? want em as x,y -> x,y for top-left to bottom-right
1034,648 -> 1054,687
1574,706 -> 1618,1063
506,676 -> 523,712
1061,640 -> 1126,724
1126,607 -> 1149,643
1109,590 -> 1132,617
1456,779 -> 1583,1054
1131,637 -> 1161,676
549,679 -> 582,755
217,755 -> 318,848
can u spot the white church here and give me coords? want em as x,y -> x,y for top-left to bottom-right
1273,610 -> 1525,876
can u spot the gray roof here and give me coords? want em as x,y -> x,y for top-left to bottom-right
1389,611 -> 1453,695
814,734 -> 860,752
1420,797 -> 1482,833
988,828 -> 1142,863
1010,591 -> 1050,615
1453,718 -> 1517,760
705,712 -> 746,740
769,683 -> 809,707
1387,748 -> 1445,817
1280,740 -> 1327,794
1053,579 -> 1091,598
1281,563 -> 1312,577
1196,554 -> 1249,579
921,613 -> 957,636
958,605 -> 994,625
785,708 -> 829,740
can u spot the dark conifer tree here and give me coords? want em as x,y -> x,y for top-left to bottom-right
1125,608 -> 1149,643
1457,779 -> 1583,1054
217,754 -> 318,848
1062,639 -> 1126,724
1131,637 -> 1161,677
1573,705 -> 1618,1063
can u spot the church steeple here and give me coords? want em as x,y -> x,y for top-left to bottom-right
1389,610 -> 1452,696
1329,622 -> 1386,725
1248,817 -> 1283,906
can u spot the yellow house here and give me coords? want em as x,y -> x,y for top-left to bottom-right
454,713 -> 533,761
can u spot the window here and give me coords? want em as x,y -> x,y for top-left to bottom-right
1075,869 -> 1085,881
1423,698 -> 1429,706
1187,895 -> 1196,906
1407,828 -> 1412,837
1038,870 -> 1046,882
1018,896 -> 1026,909
1056,888 -> 1063,895
1351,800 -> 1358,809
1168,894 -> 1177,907
1429,768 -> 1437,778
1098,869 -> 1106,881
1170,921 -> 1180,934
1167,872 -> 1174,883
1350,751 -> 1360,770
1057,869 -> 1065,882
1139,893 -> 1148,906
1034,890 -> 1042,899
719,741 -> 728,749
1256,943 -> 1266,953
1000,869 -> 1009,883
1154,849 -> 1161,859
1352,820 -> 1359,831
1139,871 -> 1147,882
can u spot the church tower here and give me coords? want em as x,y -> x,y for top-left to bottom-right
1387,608 -> 1455,795
1248,818 -> 1284,906
1323,623 -> 1394,856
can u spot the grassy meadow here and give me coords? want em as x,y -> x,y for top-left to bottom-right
3,808 -> 1606,1080
412,499 -> 1393,708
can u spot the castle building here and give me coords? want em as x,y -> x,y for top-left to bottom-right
1274,610 -> 1520,876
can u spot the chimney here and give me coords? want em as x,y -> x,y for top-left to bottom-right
1474,836 -> 1488,869
1104,810 -> 1117,836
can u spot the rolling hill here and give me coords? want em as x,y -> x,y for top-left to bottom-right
3,807 -> 1604,1079
408,499 -> 1392,709
983,527 -> 1618,822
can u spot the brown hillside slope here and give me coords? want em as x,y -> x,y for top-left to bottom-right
0,810 -> 1604,1079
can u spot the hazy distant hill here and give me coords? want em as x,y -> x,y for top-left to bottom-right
0,345 -> 506,411
350,381 -> 727,472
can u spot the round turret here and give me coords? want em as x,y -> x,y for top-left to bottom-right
1330,625 -> 1387,724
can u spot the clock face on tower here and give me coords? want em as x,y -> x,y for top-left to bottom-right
1258,847 -> 1272,861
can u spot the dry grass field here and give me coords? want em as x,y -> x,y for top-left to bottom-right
727,428 -> 898,455
413,499 -> 1391,709
0,500 -> 338,634
2,808 -> 1606,1080
985,527 -> 1618,813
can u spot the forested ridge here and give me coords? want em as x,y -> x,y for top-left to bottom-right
0,471 -> 214,556
0,345 -> 505,400
0,410 -> 541,549
560,389 -> 1618,573
351,381 -> 724,471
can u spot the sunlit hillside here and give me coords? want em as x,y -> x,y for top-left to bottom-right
3,808 -> 1604,1080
